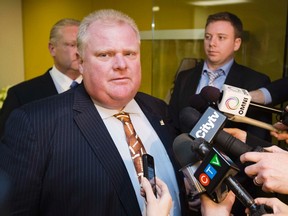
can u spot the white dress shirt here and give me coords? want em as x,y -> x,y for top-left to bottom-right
95,99 -> 181,216
49,66 -> 82,93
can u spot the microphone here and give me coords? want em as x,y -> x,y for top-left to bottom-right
173,134 -> 228,203
201,85 -> 282,116
180,106 -> 265,158
192,138 -> 273,215
173,133 -> 273,215
190,85 -> 278,132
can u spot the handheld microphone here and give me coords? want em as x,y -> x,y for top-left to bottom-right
201,85 -> 283,115
173,134 -> 229,203
172,134 -> 206,200
190,85 -> 278,132
192,139 -> 273,215
173,132 -> 273,214
180,106 -> 265,158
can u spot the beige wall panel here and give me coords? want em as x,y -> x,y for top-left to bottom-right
0,0 -> 24,88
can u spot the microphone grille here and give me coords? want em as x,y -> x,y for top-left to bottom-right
200,86 -> 221,103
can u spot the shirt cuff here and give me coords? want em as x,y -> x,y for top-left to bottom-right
259,87 -> 272,105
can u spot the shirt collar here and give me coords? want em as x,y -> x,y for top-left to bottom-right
50,66 -> 82,91
94,99 -> 142,120
203,59 -> 234,76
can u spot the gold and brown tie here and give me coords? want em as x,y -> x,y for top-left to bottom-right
114,111 -> 146,182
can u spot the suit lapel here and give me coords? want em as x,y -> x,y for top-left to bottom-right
189,63 -> 203,94
40,69 -> 58,95
72,85 -> 141,215
134,93 -> 177,167
224,62 -> 244,86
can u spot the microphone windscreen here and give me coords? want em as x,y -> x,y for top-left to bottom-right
172,133 -> 200,167
200,86 -> 221,103
188,94 -> 209,113
179,107 -> 201,133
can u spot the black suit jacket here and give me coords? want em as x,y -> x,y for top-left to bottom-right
169,61 -> 272,142
0,84 -> 186,216
0,69 -> 57,137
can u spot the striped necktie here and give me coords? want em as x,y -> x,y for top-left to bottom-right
114,111 -> 146,183
206,70 -> 224,86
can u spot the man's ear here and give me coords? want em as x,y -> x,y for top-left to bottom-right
48,42 -> 55,56
234,38 -> 242,51
76,53 -> 84,73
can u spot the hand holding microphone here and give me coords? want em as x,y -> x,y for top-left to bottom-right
191,85 -> 282,132
180,106 -> 265,159
173,133 -> 273,215
240,145 -> 288,194
200,191 -> 236,216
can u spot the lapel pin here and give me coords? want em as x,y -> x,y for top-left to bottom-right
160,120 -> 165,125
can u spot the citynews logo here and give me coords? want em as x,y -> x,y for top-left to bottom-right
198,154 -> 221,187
190,107 -> 227,143
194,111 -> 219,138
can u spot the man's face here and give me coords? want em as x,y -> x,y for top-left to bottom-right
50,25 -> 79,73
79,21 -> 141,110
204,21 -> 241,69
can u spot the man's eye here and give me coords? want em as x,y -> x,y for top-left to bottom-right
99,53 -> 108,57
205,35 -> 211,40
218,36 -> 226,40
98,53 -> 112,58
125,52 -> 137,58
64,43 -> 76,47
126,52 -> 134,56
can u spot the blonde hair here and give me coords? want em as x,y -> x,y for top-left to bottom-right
77,9 -> 140,57
49,18 -> 80,44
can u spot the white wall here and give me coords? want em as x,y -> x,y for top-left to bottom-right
0,0 -> 24,89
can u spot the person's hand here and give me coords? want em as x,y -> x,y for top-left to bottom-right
249,89 -> 265,104
141,177 -> 172,216
183,177 -> 201,212
253,197 -> 288,215
223,128 -> 247,143
270,130 -> 288,144
270,122 -> 288,143
240,146 -> 288,194
200,191 -> 235,216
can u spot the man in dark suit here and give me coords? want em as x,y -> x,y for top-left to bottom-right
169,12 -> 271,141
0,9 -> 188,216
0,18 -> 82,137
169,12 -> 272,216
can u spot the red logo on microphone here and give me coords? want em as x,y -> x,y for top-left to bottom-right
199,173 -> 210,186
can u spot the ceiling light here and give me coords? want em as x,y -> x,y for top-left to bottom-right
152,6 -> 160,12
189,0 -> 250,6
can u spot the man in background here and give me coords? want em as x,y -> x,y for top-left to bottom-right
0,18 -> 82,137
169,12 -> 273,216
169,11 -> 271,142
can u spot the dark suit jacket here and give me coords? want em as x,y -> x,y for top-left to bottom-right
169,61 -> 272,142
266,77 -> 288,106
0,69 -> 57,137
0,84 -> 186,216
